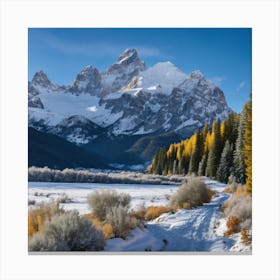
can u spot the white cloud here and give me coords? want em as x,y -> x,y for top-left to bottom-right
209,76 -> 226,86
236,81 -> 246,91
34,30 -> 166,59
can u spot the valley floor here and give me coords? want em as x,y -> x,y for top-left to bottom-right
28,177 -> 251,253
106,179 -> 250,253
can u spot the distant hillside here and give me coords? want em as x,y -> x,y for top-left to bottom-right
28,127 -> 107,169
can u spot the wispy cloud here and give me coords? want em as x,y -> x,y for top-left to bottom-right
209,76 -> 226,86
33,30 -> 166,59
236,81 -> 246,91
135,46 -> 165,58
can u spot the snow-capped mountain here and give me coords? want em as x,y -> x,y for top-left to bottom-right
28,48 -> 232,146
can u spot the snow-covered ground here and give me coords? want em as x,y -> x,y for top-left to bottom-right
28,178 -> 252,253
106,178 -> 251,253
28,182 -> 178,214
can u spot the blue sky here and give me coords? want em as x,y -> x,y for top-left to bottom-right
28,28 -> 251,112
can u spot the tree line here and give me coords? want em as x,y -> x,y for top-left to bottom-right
150,95 -> 252,194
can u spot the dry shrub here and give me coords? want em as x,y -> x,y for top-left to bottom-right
28,210 -> 105,251
28,202 -> 64,237
182,202 -> 191,209
170,177 -> 211,208
83,214 -> 114,239
224,175 -> 239,193
105,205 -> 131,239
57,193 -> 72,203
224,216 -> 240,237
232,185 -> 246,198
241,229 -> 252,245
102,223 -> 114,239
207,188 -> 215,200
223,194 -> 252,231
130,203 -> 146,221
87,189 -> 131,221
129,216 -> 144,230
87,190 -> 132,239
144,206 -> 170,221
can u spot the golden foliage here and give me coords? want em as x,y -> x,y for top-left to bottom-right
244,96 -> 252,194
28,202 -> 62,237
224,216 -> 240,237
83,214 -> 115,239
144,206 -> 170,221
241,229 -> 252,245
102,223 -> 114,239
182,202 -> 191,209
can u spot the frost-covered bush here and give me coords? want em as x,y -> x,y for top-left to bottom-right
28,167 -> 184,185
28,210 -> 105,251
87,190 -> 131,221
223,195 -> 252,230
105,205 -> 131,238
28,201 -> 64,237
170,177 -> 211,208
224,175 -> 239,193
57,193 -> 72,203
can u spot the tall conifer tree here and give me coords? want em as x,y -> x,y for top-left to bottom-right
216,140 -> 233,183
233,106 -> 247,184
206,119 -> 222,177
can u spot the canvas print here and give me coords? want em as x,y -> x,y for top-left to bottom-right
28,28 -> 252,253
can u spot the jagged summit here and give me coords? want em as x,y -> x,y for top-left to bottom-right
189,70 -> 204,79
107,48 -> 146,72
116,48 -> 138,63
70,65 -> 101,95
31,70 -> 52,87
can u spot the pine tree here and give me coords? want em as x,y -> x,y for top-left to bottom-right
223,113 -> 239,147
206,119 -> 223,178
216,140 -> 233,183
188,129 -> 203,174
202,123 -> 210,143
180,155 -> 190,175
152,147 -> 167,175
151,150 -> 160,174
198,154 -> 207,176
233,106 -> 247,184
244,95 -> 252,194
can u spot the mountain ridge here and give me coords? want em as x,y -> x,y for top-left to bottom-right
28,48 -> 232,167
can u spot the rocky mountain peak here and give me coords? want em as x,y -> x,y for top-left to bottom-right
31,71 -> 52,87
70,65 -> 102,95
117,48 -> 143,66
189,70 -> 205,79
107,48 -> 146,73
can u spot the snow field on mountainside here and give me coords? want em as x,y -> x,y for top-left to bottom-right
136,62 -> 187,94
29,92 -> 123,127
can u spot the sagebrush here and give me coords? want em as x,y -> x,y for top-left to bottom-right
87,189 -> 130,221
170,177 -> 212,208
28,210 -> 105,251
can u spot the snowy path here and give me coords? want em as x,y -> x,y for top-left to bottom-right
106,178 -> 235,252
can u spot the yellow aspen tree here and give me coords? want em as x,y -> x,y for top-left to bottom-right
244,95 -> 252,194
